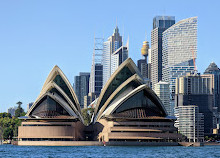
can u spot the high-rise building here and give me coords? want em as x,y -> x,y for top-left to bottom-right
175,73 -> 215,134
7,106 -> 17,116
175,105 -> 204,142
162,17 -> 197,115
111,43 -> 129,75
151,16 -> 175,90
204,62 -> 220,111
103,26 -> 128,87
155,81 -> 170,115
74,72 -> 90,108
148,48 -> 151,81
137,40 -> 150,80
89,37 -> 104,97
27,102 -> 33,112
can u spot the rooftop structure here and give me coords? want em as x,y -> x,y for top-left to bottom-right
137,39 -> 151,80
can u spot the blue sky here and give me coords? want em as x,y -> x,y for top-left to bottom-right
0,0 -> 219,112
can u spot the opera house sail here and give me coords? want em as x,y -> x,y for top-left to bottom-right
93,58 -> 183,145
18,59 -> 183,146
18,66 -> 85,145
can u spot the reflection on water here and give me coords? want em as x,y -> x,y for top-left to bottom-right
0,145 -> 220,158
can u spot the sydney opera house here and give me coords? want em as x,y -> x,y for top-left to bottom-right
18,58 -> 184,146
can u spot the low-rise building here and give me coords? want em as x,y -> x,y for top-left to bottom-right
155,81 -> 170,115
175,105 -> 204,142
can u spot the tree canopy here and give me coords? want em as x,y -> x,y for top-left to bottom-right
15,103 -> 25,117
0,102 -> 25,140
81,108 -> 94,126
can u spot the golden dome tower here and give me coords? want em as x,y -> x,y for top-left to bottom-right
141,41 -> 149,57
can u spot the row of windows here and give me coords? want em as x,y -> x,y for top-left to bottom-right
20,138 -> 74,141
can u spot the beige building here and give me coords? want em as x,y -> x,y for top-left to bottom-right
18,66 -> 85,145
93,58 -> 183,144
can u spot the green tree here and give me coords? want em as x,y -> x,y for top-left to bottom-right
0,112 -> 11,118
15,101 -> 25,117
81,108 -> 94,126
3,127 -> 13,140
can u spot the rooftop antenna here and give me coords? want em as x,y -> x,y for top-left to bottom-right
145,31 -> 147,41
122,23 -> 124,44
163,8 -> 166,16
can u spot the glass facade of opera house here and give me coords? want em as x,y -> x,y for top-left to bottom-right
18,59 -> 184,146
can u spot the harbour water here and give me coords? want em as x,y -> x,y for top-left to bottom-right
0,145 -> 220,157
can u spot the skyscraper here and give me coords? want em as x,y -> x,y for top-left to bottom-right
155,81 -> 170,115
162,17 -> 197,115
103,26 -> 128,87
204,62 -> 220,111
89,37 -> 104,97
151,16 -> 175,90
175,73 -> 215,134
74,72 -> 90,108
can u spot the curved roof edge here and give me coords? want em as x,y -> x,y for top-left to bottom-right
99,84 -> 167,119
94,74 -> 144,122
164,16 -> 197,33
94,58 -> 141,115
27,81 -> 84,123
41,65 -> 81,112
27,92 -> 78,118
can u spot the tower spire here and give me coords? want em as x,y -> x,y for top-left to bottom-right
145,32 -> 147,41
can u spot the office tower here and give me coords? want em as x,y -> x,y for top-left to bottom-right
7,106 -> 17,116
103,26 -> 128,87
175,105 -> 204,142
148,48 -> 151,80
74,72 -> 90,108
204,62 -> 220,111
27,102 -> 33,112
137,40 -> 150,79
175,73 -> 215,134
151,16 -> 175,90
111,42 -> 129,75
155,81 -> 171,115
89,37 -> 104,97
84,92 -> 97,109
162,17 -> 197,115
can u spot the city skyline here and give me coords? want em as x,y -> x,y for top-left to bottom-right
0,0 -> 220,112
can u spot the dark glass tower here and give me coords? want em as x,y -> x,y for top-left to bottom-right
151,16 -> 175,90
74,72 -> 90,108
